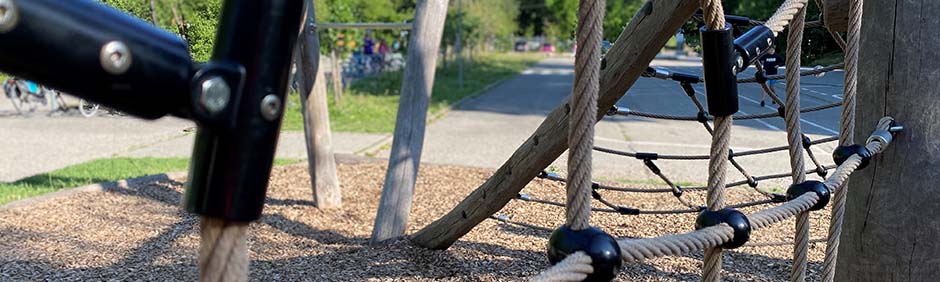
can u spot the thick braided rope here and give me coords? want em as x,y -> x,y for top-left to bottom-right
565,0 -> 604,231
529,252 -> 594,282
699,0 -> 729,280
782,5 -> 811,282
764,0 -> 810,35
823,1 -> 865,280
612,120 -> 893,266
619,224 -> 734,263
199,218 -> 249,282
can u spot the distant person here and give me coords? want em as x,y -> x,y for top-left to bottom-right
675,31 -> 685,56
362,30 -> 375,56
759,46 -> 784,107
377,40 -> 390,65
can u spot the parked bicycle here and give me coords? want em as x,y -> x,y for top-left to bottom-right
2,77 -> 67,115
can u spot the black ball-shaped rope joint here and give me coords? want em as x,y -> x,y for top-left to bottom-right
695,208 -> 751,249
786,180 -> 830,211
548,225 -> 623,281
832,144 -> 872,170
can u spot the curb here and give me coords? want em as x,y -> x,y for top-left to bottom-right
0,171 -> 188,212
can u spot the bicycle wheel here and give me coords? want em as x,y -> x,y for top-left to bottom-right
79,99 -> 99,117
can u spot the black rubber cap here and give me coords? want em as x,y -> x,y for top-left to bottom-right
695,208 -> 751,249
548,225 -> 623,281
832,144 -> 873,170
786,180 -> 830,211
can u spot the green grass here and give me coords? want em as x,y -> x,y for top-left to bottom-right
283,52 -> 543,133
0,157 -> 301,205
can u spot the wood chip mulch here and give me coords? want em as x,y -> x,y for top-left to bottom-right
0,161 -> 834,281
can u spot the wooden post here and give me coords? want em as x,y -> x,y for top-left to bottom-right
821,0 -> 849,32
370,0 -> 449,244
148,0 -> 159,25
330,49 -> 343,105
835,0 -> 940,280
411,0 -> 699,249
295,0 -> 342,208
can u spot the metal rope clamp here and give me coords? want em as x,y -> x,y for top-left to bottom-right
700,24 -> 739,116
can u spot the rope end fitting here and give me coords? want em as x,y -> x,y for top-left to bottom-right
733,25 -> 774,73
548,225 -> 623,281
700,24 -> 740,116
695,208 -> 751,249
786,180 -> 830,211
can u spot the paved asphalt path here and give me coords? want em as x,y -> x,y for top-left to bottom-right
403,56 -> 847,190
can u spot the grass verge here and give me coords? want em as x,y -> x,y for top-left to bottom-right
0,157 -> 300,205
283,52 -> 542,133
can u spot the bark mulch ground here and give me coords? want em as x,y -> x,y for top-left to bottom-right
0,161 -> 833,281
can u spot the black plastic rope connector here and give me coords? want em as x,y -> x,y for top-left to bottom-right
548,226 -> 623,281
616,207 -> 641,215
537,171 -> 548,178
727,148 -> 735,159
591,190 -> 603,200
696,111 -> 710,123
801,134 -> 813,149
747,178 -> 759,188
700,24 -> 740,116
771,193 -> 788,203
642,159 -> 662,175
832,144 -> 873,170
777,106 -> 786,118
591,182 -> 600,190
672,72 -> 702,84
672,186 -> 684,198
786,180 -> 830,211
696,208 -> 752,249
606,106 -> 619,116
635,152 -> 659,160
733,25 -> 774,73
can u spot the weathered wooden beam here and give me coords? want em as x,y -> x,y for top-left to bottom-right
295,0 -> 342,209
835,0 -> 940,280
821,0 -> 848,32
411,0 -> 700,250
370,0 -> 449,244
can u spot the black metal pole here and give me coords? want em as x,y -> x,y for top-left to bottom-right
183,0 -> 305,222
0,0 -> 194,119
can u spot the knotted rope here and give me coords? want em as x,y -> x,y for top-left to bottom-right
199,218 -> 249,282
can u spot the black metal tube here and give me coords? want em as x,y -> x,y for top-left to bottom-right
0,0 -> 193,119
700,25 -> 739,116
183,0 -> 305,222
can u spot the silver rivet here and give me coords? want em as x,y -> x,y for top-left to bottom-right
0,0 -> 18,33
199,77 -> 230,113
889,125 -> 904,132
100,41 -> 132,75
260,94 -> 281,121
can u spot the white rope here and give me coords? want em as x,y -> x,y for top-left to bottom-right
198,218 -> 249,282
529,252 -> 594,282
764,0 -> 810,35
566,0 -> 605,231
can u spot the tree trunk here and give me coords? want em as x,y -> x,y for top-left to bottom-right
149,0 -> 159,25
330,49 -> 343,105
411,0 -> 699,250
835,0 -> 940,280
295,0 -> 342,209
370,0 -> 449,245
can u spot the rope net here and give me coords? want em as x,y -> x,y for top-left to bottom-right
526,0 -> 887,280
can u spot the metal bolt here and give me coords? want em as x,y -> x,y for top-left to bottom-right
0,0 -> 18,33
100,41 -> 132,75
260,94 -> 281,121
199,77 -> 230,113
889,125 -> 904,132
